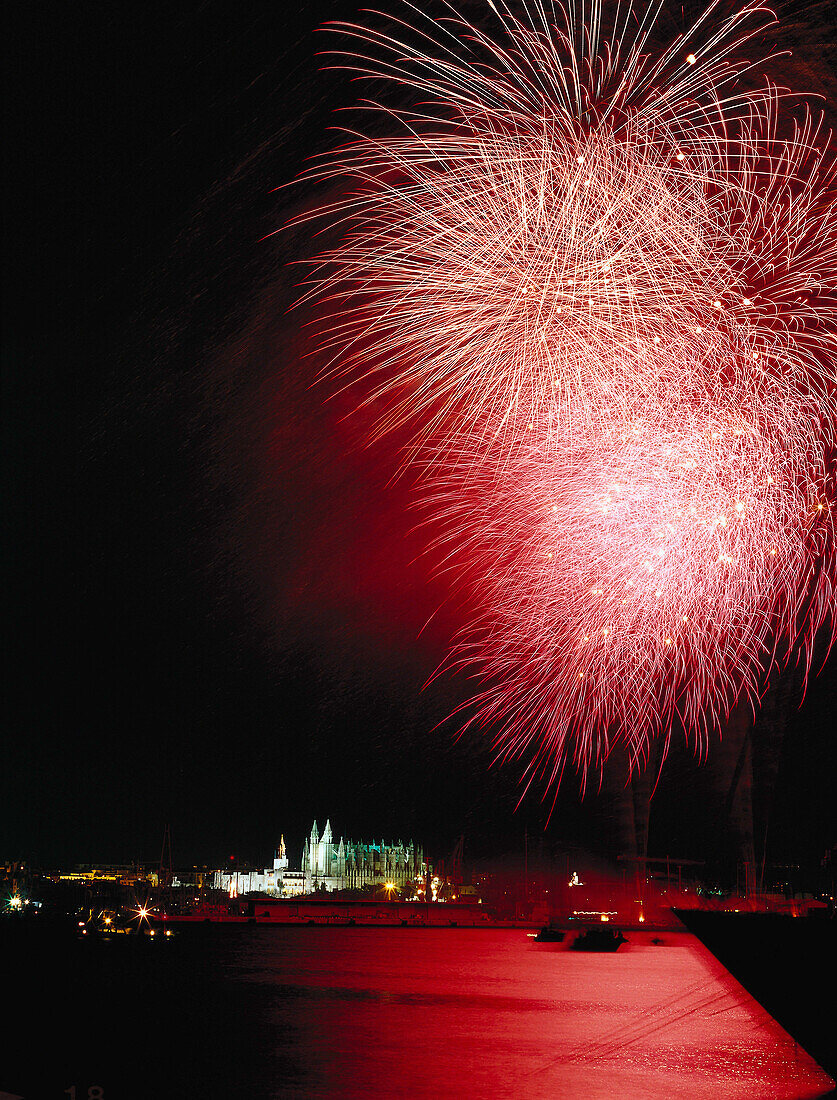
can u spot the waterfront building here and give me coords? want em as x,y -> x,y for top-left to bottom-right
212,822 -> 424,896
302,819 -> 424,893
212,836 -> 291,897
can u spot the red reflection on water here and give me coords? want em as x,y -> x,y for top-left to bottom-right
243,928 -> 833,1099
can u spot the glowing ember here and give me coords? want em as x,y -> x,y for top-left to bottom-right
293,0 -> 837,788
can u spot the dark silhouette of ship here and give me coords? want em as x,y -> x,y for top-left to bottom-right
534,925 -> 566,942
570,927 -> 627,952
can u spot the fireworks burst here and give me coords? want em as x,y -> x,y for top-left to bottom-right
292,0 -> 837,788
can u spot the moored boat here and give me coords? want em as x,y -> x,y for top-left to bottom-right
571,927 -> 627,952
534,925 -> 566,942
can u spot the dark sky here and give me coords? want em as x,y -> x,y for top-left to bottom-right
5,1 -> 835,872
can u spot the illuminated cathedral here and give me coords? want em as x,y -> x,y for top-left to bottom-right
213,820 -> 424,897
302,819 -> 424,893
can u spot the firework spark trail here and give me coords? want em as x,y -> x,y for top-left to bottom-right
291,0 -> 837,786
435,399 -> 831,781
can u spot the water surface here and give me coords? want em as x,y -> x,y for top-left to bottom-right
8,926 -> 832,1098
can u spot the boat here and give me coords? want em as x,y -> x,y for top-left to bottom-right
571,927 -> 627,952
534,925 -> 566,942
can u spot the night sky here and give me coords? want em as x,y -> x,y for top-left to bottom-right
5,1 -> 835,872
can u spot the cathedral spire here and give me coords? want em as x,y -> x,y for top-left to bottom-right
274,834 -> 288,874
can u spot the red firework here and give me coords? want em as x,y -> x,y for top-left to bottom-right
292,0 -> 837,786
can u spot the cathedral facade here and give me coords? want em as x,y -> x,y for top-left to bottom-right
213,821 -> 424,897
302,819 -> 424,893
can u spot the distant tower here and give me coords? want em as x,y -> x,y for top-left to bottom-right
304,820 -> 320,886
273,835 -> 288,874
321,819 -> 334,878
310,819 -> 319,868
336,836 -> 346,878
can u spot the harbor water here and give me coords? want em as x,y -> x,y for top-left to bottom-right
6,925 -> 833,1099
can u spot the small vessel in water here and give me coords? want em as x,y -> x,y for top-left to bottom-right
571,927 -> 627,952
534,925 -> 566,942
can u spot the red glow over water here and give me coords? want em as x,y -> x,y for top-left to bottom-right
231,928 -> 831,1098
6,925 -> 832,1098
